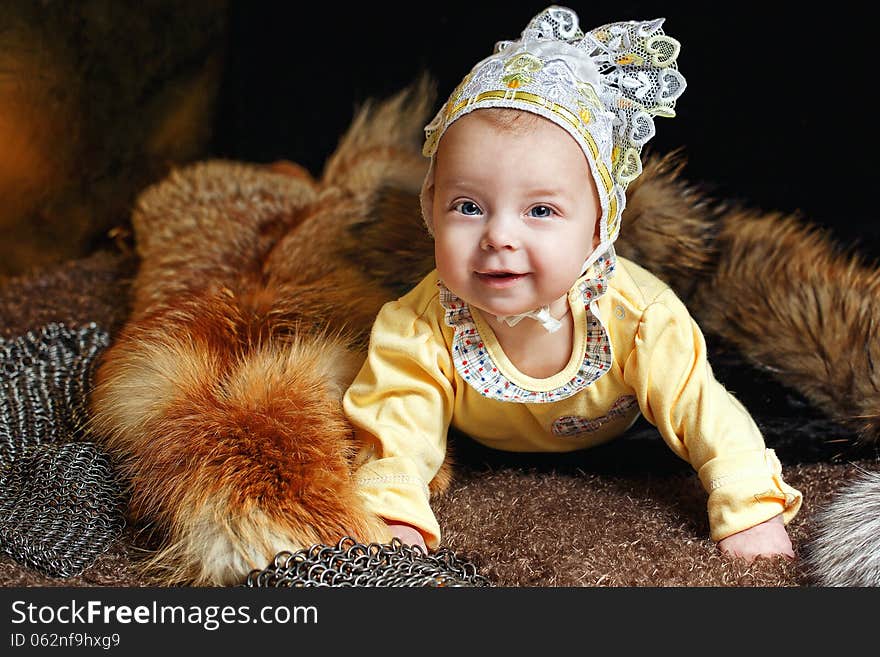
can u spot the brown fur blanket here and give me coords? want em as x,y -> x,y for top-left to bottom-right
2,84 -> 878,587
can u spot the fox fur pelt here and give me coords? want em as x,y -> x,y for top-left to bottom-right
89,79 -> 880,586
803,469 -> 880,586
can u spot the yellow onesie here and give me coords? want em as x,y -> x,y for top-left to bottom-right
343,251 -> 802,548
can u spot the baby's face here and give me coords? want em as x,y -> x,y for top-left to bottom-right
430,110 -> 600,319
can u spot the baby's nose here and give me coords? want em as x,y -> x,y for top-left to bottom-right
480,215 -> 521,250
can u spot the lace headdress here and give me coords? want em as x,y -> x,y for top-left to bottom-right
420,5 -> 686,264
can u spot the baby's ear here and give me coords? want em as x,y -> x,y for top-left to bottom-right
419,165 -> 436,236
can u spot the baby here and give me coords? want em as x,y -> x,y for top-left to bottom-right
342,6 -> 801,562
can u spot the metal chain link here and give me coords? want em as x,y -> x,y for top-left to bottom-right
0,442 -> 125,578
0,323 -> 126,578
0,323 -> 108,466
245,536 -> 492,587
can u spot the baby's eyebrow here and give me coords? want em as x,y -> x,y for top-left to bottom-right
443,177 -> 481,188
439,179 -> 484,196
523,187 -> 571,200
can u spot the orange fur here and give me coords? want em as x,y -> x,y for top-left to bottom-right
90,80 -> 447,585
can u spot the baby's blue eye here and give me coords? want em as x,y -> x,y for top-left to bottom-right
456,201 -> 482,216
529,205 -> 555,218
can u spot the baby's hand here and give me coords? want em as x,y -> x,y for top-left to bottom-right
385,521 -> 428,552
717,513 -> 794,561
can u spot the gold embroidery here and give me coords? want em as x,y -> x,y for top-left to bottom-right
615,53 -> 645,66
501,53 -> 544,88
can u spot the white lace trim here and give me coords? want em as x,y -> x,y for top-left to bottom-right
438,251 -> 616,403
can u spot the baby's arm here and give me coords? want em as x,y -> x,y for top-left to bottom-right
622,287 -> 803,549
717,513 -> 794,561
343,286 -> 457,553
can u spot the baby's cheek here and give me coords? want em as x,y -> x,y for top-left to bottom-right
435,229 -> 470,271
434,242 -> 456,278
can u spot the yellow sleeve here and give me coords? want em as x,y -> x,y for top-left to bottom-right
622,288 -> 803,541
342,296 -> 455,549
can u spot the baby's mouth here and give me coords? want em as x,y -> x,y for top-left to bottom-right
475,270 -> 527,284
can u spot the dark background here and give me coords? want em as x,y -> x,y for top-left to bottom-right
210,2 -> 879,260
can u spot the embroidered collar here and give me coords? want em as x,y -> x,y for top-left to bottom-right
438,249 -> 617,403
